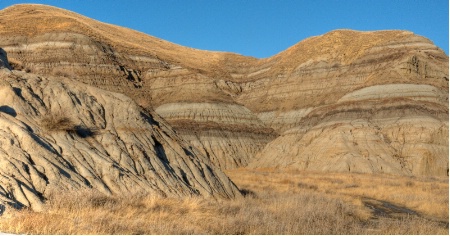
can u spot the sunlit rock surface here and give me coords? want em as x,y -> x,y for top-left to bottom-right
0,4 -> 447,178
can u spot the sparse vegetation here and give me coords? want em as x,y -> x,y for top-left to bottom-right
52,67 -> 73,78
40,112 -> 76,132
0,169 -> 447,234
40,112 -> 98,137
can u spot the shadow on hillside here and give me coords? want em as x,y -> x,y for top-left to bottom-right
74,125 -> 98,138
0,105 -> 16,117
140,111 -> 159,126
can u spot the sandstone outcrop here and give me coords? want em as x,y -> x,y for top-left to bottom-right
247,31 -> 448,176
0,4 -> 273,169
0,4 -> 448,177
155,102 -> 276,169
0,59 -> 241,211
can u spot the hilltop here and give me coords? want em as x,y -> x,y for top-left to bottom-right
0,4 -> 448,212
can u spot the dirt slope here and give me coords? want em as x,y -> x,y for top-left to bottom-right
0,4 -> 448,175
0,61 -> 240,211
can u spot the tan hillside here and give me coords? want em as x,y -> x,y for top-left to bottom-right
0,4 -> 448,175
0,61 -> 241,211
247,31 -> 448,176
0,4 -> 272,169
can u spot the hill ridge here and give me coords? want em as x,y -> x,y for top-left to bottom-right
0,3 -> 448,178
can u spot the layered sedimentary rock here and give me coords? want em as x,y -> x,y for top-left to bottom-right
0,4 -> 448,176
0,4 -> 273,169
0,62 -> 241,211
247,31 -> 449,176
155,102 -> 275,168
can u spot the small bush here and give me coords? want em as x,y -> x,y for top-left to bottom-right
52,68 -> 73,78
40,112 -> 76,132
239,188 -> 257,198
40,112 -> 99,138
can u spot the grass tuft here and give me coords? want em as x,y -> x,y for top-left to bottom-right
40,112 -> 76,132
40,112 -> 98,137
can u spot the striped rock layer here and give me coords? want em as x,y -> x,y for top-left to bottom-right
0,4 -> 448,176
0,67 -> 241,211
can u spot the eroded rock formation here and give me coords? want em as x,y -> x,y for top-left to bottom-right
245,31 -> 449,176
0,4 -> 274,170
0,4 -> 448,178
0,61 -> 240,211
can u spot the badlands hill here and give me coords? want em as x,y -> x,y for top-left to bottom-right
0,3 -> 448,209
0,51 -> 241,211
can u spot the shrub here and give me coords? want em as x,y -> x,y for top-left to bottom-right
40,112 -> 99,138
40,112 -> 76,132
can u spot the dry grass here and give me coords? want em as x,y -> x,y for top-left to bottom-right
40,112 -> 76,132
39,112 -> 98,137
0,169 -> 448,234
227,168 -> 449,220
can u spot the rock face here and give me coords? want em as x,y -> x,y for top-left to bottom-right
0,4 -> 275,170
155,102 -> 276,169
247,31 -> 449,176
0,4 -> 448,177
0,62 -> 241,211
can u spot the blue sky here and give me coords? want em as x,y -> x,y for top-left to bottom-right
0,0 -> 448,58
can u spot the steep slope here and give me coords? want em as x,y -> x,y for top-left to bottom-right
0,4 -> 273,169
0,4 -> 448,176
225,30 -> 447,126
245,31 -> 448,176
0,61 -> 241,211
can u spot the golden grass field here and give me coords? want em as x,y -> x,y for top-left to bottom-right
0,168 -> 448,234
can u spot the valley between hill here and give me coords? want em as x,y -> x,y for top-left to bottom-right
0,4 -> 447,175
0,4 -> 448,233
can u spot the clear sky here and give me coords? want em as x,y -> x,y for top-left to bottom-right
0,0 -> 448,58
